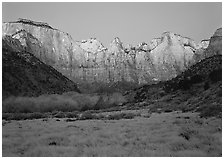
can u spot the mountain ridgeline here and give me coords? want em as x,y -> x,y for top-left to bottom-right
2,19 -> 222,94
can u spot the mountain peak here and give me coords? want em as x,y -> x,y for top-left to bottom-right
109,37 -> 123,49
213,28 -> 222,37
113,37 -> 122,43
77,38 -> 107,53
162,31 -> 175,36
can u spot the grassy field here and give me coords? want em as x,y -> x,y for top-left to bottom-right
2,111 -> 221,157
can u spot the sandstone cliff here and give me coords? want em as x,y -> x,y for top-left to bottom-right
204,28 -> 222,57
2,35 -> 80,98
3,19 -> 217,92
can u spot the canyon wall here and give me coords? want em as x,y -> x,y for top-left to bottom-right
3,19 -> 218,91
2,35 -> 80,97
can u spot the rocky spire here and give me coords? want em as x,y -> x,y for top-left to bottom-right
108,37 -> 124,53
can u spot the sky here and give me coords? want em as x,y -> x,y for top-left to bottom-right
2,2 -> 222,47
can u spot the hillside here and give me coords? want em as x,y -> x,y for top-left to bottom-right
128,54 -> 221,118
2,35 -> 80,98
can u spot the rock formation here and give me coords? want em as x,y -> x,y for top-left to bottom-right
2,35 -> 80,98
204,28 -> 222,57
3,19 -> 219,92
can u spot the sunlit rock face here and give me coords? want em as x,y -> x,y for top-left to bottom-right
2,19 -> 214,90
2,19 -> 74,79
194,39 -> 210,62
77,38 -> 107,53
146,32 -> 197,80
148,38 -> 162,51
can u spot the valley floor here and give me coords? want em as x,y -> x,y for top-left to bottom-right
2,111 -> 221,157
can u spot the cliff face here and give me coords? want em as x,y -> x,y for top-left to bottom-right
204,28 -> 222,57
2,35 -> 80,98
148,32 -> 197,80
3,19 -> 216,91
3,20 -> 74,78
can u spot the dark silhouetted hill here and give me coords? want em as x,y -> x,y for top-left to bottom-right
128,54 -> 221,118
2,36 -> 80,98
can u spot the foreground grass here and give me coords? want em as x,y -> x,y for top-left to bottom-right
2,112 -> 221,157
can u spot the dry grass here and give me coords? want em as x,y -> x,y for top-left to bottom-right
2,112 -> 221,157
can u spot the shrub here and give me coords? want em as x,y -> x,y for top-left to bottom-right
93,96 -> 105,110
164,109 -> 173,113
2,96 -> 37,113
2,92 -> 127,114
203,81 -> 210,90
198,103 -> 222,118
26,112 -> 47,119
65,118 -> 77,122
179,79 -> 191,90
209,69 -> 222,83
122,113 -> 135,119
80,105 -> 91,111
107,113 -> 135,120
2,112 -> 47,120
66,112 -> 78,118
2,95 -> 80,113
190,75 -> 203,84
2,113 -> 11,120
95,114 -> 105,120
79,112 -> 97,120
54,111 -> 66,118
179,127 -> 198,140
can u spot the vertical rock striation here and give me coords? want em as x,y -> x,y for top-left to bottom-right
3,19 -> 218,92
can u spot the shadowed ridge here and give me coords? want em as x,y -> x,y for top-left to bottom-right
16,18 -> 54,29
2,36 -> 80,98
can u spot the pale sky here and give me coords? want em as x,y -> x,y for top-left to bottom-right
2,2 -> 222,47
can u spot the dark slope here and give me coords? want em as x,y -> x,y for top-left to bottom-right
127,55 -> 222,118
164,55 -> 222,92
3,36 -> 80,98
204,28 -> 222,57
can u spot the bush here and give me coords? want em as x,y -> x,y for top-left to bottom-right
179,79 -> 191,90
80,105 -> 91,111
65,118 -> 77,122
27,112 -> 47,119
2,113 -> 11,120
2,112 -> 47,120
54,111 -> 66,118
122,113 -> 135,119
190,75 -> 203,84
209,69 -> 222,83
179,127 -> 198,140
2,92 -> 127,113
2,95 -> 80,113
164,109 -> 173,113
79,112 -> 97,120
107,113 -> 135,120
198,104 -> 222,118
203,81 -> 210,90
66,112 -> 78,118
